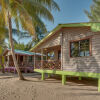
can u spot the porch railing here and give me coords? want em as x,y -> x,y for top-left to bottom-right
4,62 -> 34,67
35,60 -> 61,70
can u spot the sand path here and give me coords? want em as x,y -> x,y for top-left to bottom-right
0,73 -> 100,100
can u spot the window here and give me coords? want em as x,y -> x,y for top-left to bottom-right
29,56 -> 33,62
47,51 -> 54,60
70,38 -> 90,57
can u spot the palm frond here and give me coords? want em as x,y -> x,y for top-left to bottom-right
85,0 -> 100,22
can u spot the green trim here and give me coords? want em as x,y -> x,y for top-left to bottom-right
48,73 -> 51,78
79,77 -> 82,80
62,75 -> 66,85
30,22 -> 100,51
34,69 -> 100,78
98,79 -> 100,92
41,73 -> 45,80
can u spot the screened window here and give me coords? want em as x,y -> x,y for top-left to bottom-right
29,56 -> 33,62
47,51 -> 54,60
70,39 -> 90,57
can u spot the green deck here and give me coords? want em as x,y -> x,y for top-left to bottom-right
34,69 -> 100,78
34,69 -> 100,92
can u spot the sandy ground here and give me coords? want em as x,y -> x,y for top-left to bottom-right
0,72 -> 100,100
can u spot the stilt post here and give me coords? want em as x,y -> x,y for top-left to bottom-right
79,76 -> 82,80
48,73 -> 51,78
98,78 -> 100,92
41,73 -> 45,80
62,75 -> 66,85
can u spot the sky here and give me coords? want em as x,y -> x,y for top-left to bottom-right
13,0 -> 93,44
45,0 -> 93,31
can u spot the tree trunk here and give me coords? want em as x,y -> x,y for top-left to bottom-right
0,56 -> 4,73
8,11 -> 25,80
1,66 -> 5,73
1,63 -> 5,73
2,56 -> 5,73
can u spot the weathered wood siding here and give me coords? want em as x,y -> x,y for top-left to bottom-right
36,32 -> 61,50
62,27 -> 100,73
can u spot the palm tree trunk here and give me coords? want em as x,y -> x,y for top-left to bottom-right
1,62 -> 5,73
0,56 -> 4,73
8,11 -> 25,80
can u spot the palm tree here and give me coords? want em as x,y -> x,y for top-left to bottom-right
19,26 -> 48,47
85,0 -> 100,31
85,0 -> 100,21
0,46 -> 5,73
0,0 -> 59,80
13,41 -> 33,51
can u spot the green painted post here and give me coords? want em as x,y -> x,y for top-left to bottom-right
62,75 -> 66,85
98,78 -> 100,92
41,73 -> 45,80
48,73 -> 51,78
79,77 -> 82,80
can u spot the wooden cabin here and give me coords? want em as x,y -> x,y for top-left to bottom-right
30,22 -> 100,92
3,49 -> 41,73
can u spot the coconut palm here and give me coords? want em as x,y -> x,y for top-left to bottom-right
13,41 -> 33,51
13,27 -> 46,51
19,26 -> 48,47
0,46 -> 5,73
0,0 -> 59,80
85,0 -> 100,21
85,0 -> 100,31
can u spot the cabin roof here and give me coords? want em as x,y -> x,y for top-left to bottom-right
30,22 -> 100,51
3,49 -> 41,56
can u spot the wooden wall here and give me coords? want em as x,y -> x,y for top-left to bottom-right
62,26 -> 100,73
35,31 -> 61,50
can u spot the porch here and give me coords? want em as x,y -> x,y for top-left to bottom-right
34,45 -> 62,70
4,54 -> 34,73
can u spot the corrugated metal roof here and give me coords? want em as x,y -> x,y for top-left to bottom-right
7,49 -> 41,56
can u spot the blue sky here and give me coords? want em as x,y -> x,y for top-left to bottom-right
14,0 -> 93,44
45,0 -> 93,31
